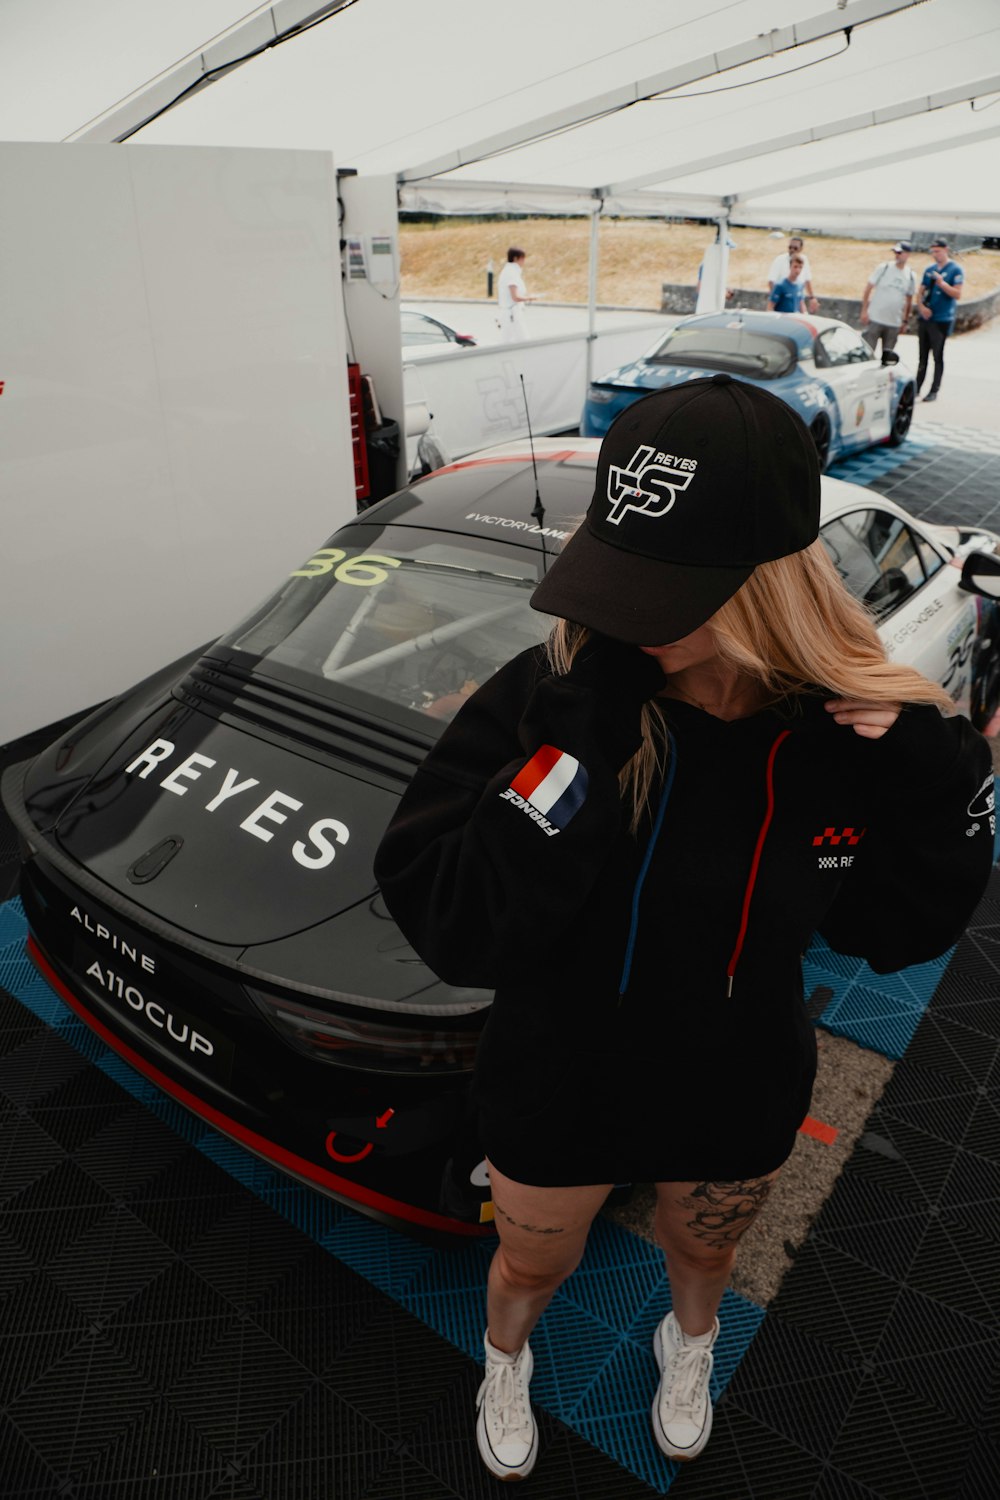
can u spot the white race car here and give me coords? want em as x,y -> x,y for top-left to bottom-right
479,439 -> 1000,729
817,472 -> 1000,727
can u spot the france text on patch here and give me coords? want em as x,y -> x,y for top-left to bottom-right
506,745 -> 588,830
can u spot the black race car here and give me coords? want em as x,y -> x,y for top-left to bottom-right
2,444 -> 584,1239
7,438 -> 999,1239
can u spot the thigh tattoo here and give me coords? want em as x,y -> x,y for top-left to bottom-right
492,1198 -> 566,1235
680,1177 -> 775,1249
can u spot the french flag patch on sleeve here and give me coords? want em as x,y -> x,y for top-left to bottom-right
508,745 -> 589,830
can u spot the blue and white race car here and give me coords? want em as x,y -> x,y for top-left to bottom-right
582,311 -> 917,469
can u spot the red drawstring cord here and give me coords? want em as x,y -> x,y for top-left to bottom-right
725,729 -> 791,996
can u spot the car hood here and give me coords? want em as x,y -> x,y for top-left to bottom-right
49,701 -> 398,946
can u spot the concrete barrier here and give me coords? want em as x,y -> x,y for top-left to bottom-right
660,283 -> 1000,333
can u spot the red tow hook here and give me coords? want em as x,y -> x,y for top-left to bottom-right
325,1105 -> 396,1163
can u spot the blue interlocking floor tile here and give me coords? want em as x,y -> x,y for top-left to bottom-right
823,999 -> 931,1060
324,1210 -> 441,1299
576,1342 -> 682,1491
828,426 -> 940,485
0,896 -> 29,947
1,934 -> 68,1030
258,1180 -> 346,1242
531,1301 -> 628,1411
804,933 -> 951,1059
0,896 -> 765,1494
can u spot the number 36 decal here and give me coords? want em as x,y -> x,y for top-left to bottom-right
291,549 -> 401,585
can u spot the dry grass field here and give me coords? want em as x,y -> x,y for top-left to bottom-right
400,218 -> 1000,308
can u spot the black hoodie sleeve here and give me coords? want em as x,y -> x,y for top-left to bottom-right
817,706 -> 994,973
373,639 -> 665,986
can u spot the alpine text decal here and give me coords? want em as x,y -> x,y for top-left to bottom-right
71,905 -> 156,973
124,739 -> 350,872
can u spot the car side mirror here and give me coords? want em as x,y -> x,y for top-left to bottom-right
960,550 -> 1000,599
881,349 -> 900,366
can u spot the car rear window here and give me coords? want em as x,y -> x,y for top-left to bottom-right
647,325 -> 796,379
217,525 -> 551,727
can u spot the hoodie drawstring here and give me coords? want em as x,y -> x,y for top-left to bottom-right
619,732 -> 677,999
725,730 -> 791,996
619,727 -> 791,1002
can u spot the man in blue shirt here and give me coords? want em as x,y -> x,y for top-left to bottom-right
916,238 -> 964,402
767,254 -> 807,314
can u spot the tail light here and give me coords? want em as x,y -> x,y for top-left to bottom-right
246,986 -> 480,1074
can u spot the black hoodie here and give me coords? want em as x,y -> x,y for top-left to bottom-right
374,639 -> 994,1183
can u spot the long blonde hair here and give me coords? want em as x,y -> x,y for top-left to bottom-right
546,539 -> 953,829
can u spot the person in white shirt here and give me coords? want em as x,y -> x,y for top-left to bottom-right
768,236 -> 819,314
497,248 -> 533,342
860,242 -> 916,355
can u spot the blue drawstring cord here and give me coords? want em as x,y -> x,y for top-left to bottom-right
618,731 -> 677,1000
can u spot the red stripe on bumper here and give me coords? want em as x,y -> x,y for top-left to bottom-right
26,936 -> 491,1238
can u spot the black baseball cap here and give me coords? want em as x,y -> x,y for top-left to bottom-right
531,374 -> 820,644
930,237 -> 949,248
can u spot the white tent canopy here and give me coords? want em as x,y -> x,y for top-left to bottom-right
2,0 -> 998,232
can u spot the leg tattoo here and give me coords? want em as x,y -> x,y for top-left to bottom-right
680,1177 -> 775,1249
492,1199 -> 566,1235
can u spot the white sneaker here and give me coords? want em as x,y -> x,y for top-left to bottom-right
476,1333 -> 538,1481
651,1311 -> 718,1461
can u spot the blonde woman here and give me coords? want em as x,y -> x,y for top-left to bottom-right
374,378 -> 993,1480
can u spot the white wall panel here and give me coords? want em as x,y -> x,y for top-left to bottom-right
125,145 -> 353,622
402,320 -> 664,462
0,141 -> 353,743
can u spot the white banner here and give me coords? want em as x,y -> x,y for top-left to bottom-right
403,321 -> 664,467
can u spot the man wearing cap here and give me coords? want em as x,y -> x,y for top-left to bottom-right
375,376 -> 993,1480
915,238 -> 964,401
859,242 -> 916,355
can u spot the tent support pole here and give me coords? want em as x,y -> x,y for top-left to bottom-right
585,202 -> 601,392
714,205 -> 732,313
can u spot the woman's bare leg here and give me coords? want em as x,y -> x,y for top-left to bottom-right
653,1172 -> 781,1334
485,1160 -> 613,1352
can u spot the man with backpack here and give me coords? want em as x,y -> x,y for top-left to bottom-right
859,241 -> 916,356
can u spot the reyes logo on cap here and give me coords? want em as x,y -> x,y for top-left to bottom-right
606,444 -> 699,526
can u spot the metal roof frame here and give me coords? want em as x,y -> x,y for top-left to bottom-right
607,71 -> 1000,195
397,0 -> 925,186
3,0 -> 994,236
734,117 -> 1000,205
66,1 -> 355,144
